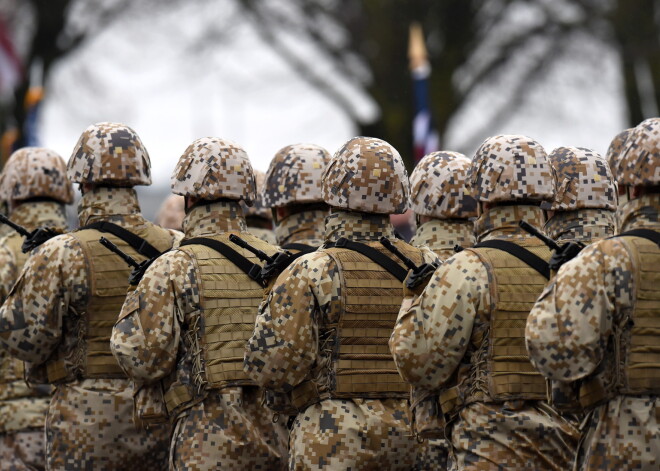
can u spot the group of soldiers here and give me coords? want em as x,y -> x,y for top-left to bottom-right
0,117 -> 656,471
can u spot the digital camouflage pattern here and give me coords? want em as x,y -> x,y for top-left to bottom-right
617,117 -> 660,186
391,205 -> 579,470
263,143 -> 331,208
0,188 -> 175,470
544,208 -> 616,243
526,193 -> 660,470
155,194 -> 185,231
274,208 -> 327,247
468,135 -> 554,204
322,137 -> 410,214
245,210 -> 438,470
244,169 -> 272,220
0,147 -> 73,204
67,122 -> 152,186
605,128 -> 632,181
171,137 -> 257,204
0,430 -> 45,470
111,201 -> 287,470
544,147 -> 617,211
409,151 -> 477,219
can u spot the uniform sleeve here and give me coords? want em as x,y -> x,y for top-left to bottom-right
0,244 -> 17,304
526,240 -> 625,381
111,250 -> 194,383
0,234 -> 85,364
244,251 -> 339,391
390,250 -> 489,389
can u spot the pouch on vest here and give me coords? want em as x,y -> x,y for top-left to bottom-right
133,381 -> 169,429
411,387 -> 445,440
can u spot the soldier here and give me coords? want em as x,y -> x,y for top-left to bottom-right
407,150 -> 477,469
263,143 -> 331,252
244,136 -> 438,470
111,137 -> 288,470
390,135 -> 579,470
605,128 -> 632,230
526,118 -> 660,470
0,147 -> 73,470
0,123 -> 177,470
243,169 -> 277,244
155,194 -> 185,231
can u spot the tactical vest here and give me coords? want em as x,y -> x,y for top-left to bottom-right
441,239 -> 551,417
45,223 -> 173,383
291,240 -> 421,411
579,235 -> 660,408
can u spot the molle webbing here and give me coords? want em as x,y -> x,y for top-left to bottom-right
182,234 -> 276,390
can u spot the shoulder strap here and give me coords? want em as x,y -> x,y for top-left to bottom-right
281,242 -> 317,254
324,237 -> 407,282
180,237 -> 264,283
616,228 -> 660,247
81,221 -> 161,259
474,239 -> 550,279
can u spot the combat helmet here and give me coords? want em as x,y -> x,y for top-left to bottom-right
1,147 -> 74,203
544,147 -> 616,212
322,136 -> 409,214
67,122 -> 151,186
468,134 -> 554,204
171,137 -> 256,204
617,117 -> 660,186
244,169 -> 271,220
605,128 -> 632,180
263,143 -> 331,208
410,151 -> 477,219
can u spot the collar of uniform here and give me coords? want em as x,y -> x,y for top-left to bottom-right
475,205 -> 545,242
324,210 -> 394,242
410,219 -> 475,251
275,209 -> 327,246
10,201 -> 68,232
545,208 -> 616,243
618,193 -> 660,232
183,200 -> 247,237
77,187 -> 142,227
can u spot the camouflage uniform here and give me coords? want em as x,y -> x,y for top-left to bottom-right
244,169 -> 277,245
111,138 -> 288,470
0,148 -> 73,471
408,151 -> 477,469
391,136 -> 579,470
245,137 -> 438,470
526,118 -> 660,470
0,124 -> 176,470
605,128 -> 632,229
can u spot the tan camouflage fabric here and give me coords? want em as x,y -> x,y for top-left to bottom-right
155,194 -> 185,231
410,219 -> 475,259
526,193 -> 660,470
0,429 -> 45,471
410,151 -> 477,219
248,226 -> 277,245
543,147 -> 616,212
606,128 -> 632,180
0,147 -> 73,204
274,208 -> 327,247
618,117 -> 660,186
468,135 -> 554,203
322,137 -> 410,214
391,205 -> 578,470
245,210 -> 438,469
263,143 -> 331,208
67,122 -> 152,186
171,137 -> 257,204
111,200 -> 287,470
243,169 -> 272,220
0,188 -> 175,470
544,208 -> 616,243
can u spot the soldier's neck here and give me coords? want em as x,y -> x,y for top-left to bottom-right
10,200 -> 68,232
77,187 -> 141,226
618,193 -> 660,232
544,208 -> 616,244
411,218 -> 475,251
475,204 -> 545,242
275,208 -> 327,246
324,209 -> 394,242
183,200 -> 247,237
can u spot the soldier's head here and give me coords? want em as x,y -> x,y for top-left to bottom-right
616,117 -> 660,200
606,128 -> 632,199
67,122 -> 151,193
264,143 -> 331,223
242,169 -> 273,229
410,151 -> 477,224
155,194 -> 185,231
1,147 -> 74,211
322,136 -> 409,215
542,147 -> 616,215
467,134 -> 554,214
171,137 -> 256,212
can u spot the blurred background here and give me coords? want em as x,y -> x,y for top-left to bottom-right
0,0 -> 656,219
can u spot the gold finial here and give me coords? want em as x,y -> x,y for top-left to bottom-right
408,22 -> 428,70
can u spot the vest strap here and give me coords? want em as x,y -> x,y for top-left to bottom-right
180,237 -> 264,283
324,237 -> 407,282
616,228 -> 660,247
475,240 -> 550,279
81,221 -> 162,259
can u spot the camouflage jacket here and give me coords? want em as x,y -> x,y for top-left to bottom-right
544,208 -> 617,243
0,201 -> 68,433
410,218 -> 475,260
274,208 -> 327,248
